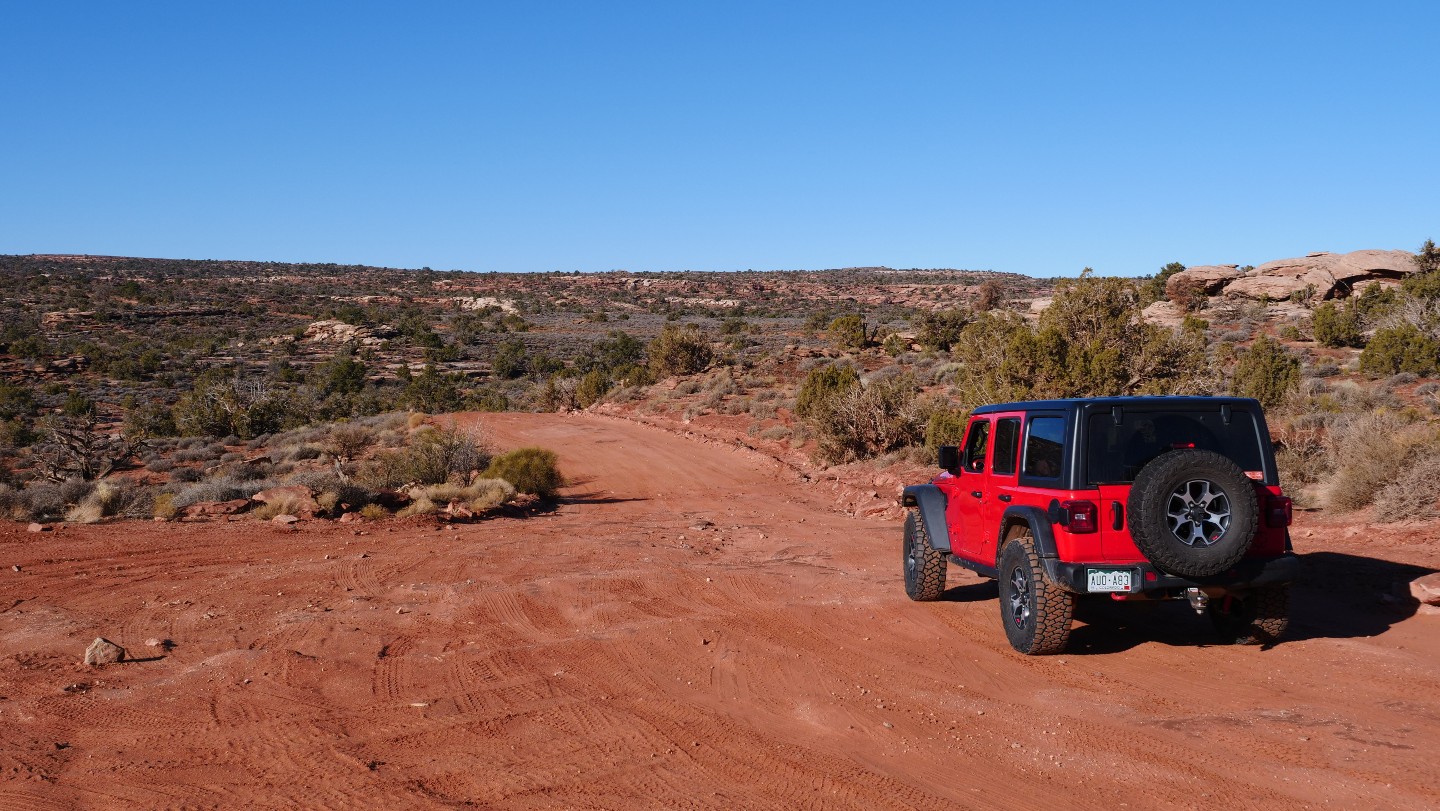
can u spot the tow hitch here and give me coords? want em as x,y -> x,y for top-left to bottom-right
1185,587 -> 1209,614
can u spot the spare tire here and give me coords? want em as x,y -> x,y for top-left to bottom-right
1127,449 -> 1258,577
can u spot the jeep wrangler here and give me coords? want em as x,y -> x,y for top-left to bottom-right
901,397 -> 1297,655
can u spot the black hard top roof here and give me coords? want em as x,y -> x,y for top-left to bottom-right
971,396 -> 1263,415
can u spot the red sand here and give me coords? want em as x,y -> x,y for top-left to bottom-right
1,412 -> 1437,809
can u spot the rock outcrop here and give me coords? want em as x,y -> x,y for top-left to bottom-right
1167,265 -> 1242,298
303,320 -> 396,347
1223,249 -> 1418,302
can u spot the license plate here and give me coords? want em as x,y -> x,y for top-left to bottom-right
1086,568 -> 1134,593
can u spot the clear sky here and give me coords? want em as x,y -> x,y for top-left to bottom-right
2,2 -> 1436,277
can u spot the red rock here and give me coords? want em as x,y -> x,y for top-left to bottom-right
1410,573 -> 1440,606
27,523 -> 50,533
179,499 -> 252,520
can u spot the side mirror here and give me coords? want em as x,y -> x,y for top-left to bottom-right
937,445 -> 960,474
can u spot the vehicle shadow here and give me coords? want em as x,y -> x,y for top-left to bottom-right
558,490 -> 647,506
1058,551 -> 1434,655
939,580 -> 999,603
504,490 -> 648,517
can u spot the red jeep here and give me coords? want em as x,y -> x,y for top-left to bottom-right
901,397 -> 1297,654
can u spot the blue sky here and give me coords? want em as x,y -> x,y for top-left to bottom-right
2,2 -> 1436,277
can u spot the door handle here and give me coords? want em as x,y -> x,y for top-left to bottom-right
970,491 -> 983,499
1111,501 -> 1124,530
998,494 -> 1012,503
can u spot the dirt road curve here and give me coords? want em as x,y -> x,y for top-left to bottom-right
2,413 -> 1437,809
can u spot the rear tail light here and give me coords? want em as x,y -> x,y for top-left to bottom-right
1267,495 -> 1293,527
1061,500 -> 1098,533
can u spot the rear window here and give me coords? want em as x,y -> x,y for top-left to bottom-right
1085,409 -> 1265,484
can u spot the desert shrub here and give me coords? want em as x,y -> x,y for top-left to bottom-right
174,446 -> 221,463
411,478 -> 515,513
914,309 -> 970,351
484,447 -> 564,498
1313,300 -> 1364,348
324,423 -> 376,463
1359,323 -> 1440,376
827,314 -> 867,350
152,492 -> 178,521
1324,411 -> 1439,511
123,401 -> 177,438
171,466 -> 203,483
65,480 -> 152,523
1401,239 -> 1440,299
574,370 -> 611,408
882,333 -> 909,356
397,494 -> 438,517
146,457 -> 176,473
219,452 -> 245,463
1371,446 -> 1440,522
952,277 -> 1210,404
814,373 -> 932,465
794,364 -> 860,420
19,481 -> 76,522
532,376 -> 580,412
359,503 -> 389,520
759,426 -> 791,441
1141,261 -> 1187,306
284,471 -> 373,511
648,324 -> 713,378
356,424 -> 490,488
925,408 -> 970,451
250,490 -> 314,520
169,477 -> 275,507
0,484 -> 27,520
1231,335 -> 1301,408
748,400 -> 778,420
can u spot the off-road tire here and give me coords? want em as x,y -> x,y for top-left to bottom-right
902,509 -> 946,601
1128,449 -> 1258,578
1208,584 -> 1289,645
997,532 -> 1073,655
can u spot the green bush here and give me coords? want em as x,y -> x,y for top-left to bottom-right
925,408 -> 970,451
951,274 -> 1210,404
1231,335 -> 1300,408
913,309 -> 970,351
575,369 -> 611,408
1141,261 -> 1186,306
1312,300 -> 1364,348
484,447 -> 564,498
648,324 -> 713,378
827,315 -> 867,350
1401,239 -> 1440,299
794,364 -> 860,420
1358,323 -> 1440,377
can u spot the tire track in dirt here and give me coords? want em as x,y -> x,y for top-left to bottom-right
2,413 -> 1438,808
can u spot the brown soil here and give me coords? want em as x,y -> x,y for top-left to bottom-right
2,413 -> 1438,809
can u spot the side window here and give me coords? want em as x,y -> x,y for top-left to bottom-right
1023,416 -> 1065,479
992,418 -> 1020,476
962,419 -> 990,473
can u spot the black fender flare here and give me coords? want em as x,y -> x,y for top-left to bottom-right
997,505 -> 1057,564
901,484 -> 950,553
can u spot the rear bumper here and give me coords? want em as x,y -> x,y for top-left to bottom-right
1041,552 -> 1300,595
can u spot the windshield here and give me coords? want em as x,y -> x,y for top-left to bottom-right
1085,409 -> 1265,484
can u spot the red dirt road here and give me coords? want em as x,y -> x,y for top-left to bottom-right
2,413 -> 1438,809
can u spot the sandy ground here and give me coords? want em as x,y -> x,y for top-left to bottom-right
1,412 -> 1438,810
